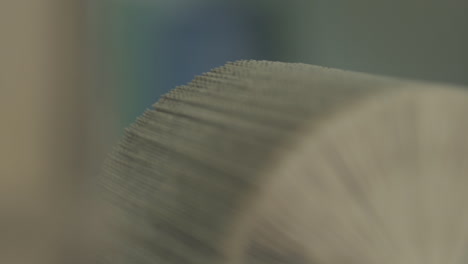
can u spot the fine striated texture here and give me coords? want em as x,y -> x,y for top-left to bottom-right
99,60 -> 468,264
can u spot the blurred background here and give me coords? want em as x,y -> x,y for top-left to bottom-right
1,0 -> 468,262
88,0 -> 468,130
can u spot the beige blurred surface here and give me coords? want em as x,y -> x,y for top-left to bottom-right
0,1 -> 110,263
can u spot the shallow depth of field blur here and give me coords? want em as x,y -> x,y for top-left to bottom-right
88,0 -> 468,131
1,1 -> 468,263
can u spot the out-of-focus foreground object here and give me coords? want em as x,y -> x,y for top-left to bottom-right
100,61 -> 468,264
0,1 -> 114,264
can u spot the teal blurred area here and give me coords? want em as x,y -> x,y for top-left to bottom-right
86,0 -> 468,131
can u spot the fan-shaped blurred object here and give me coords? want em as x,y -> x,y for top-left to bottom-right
100,60 -> 468,264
